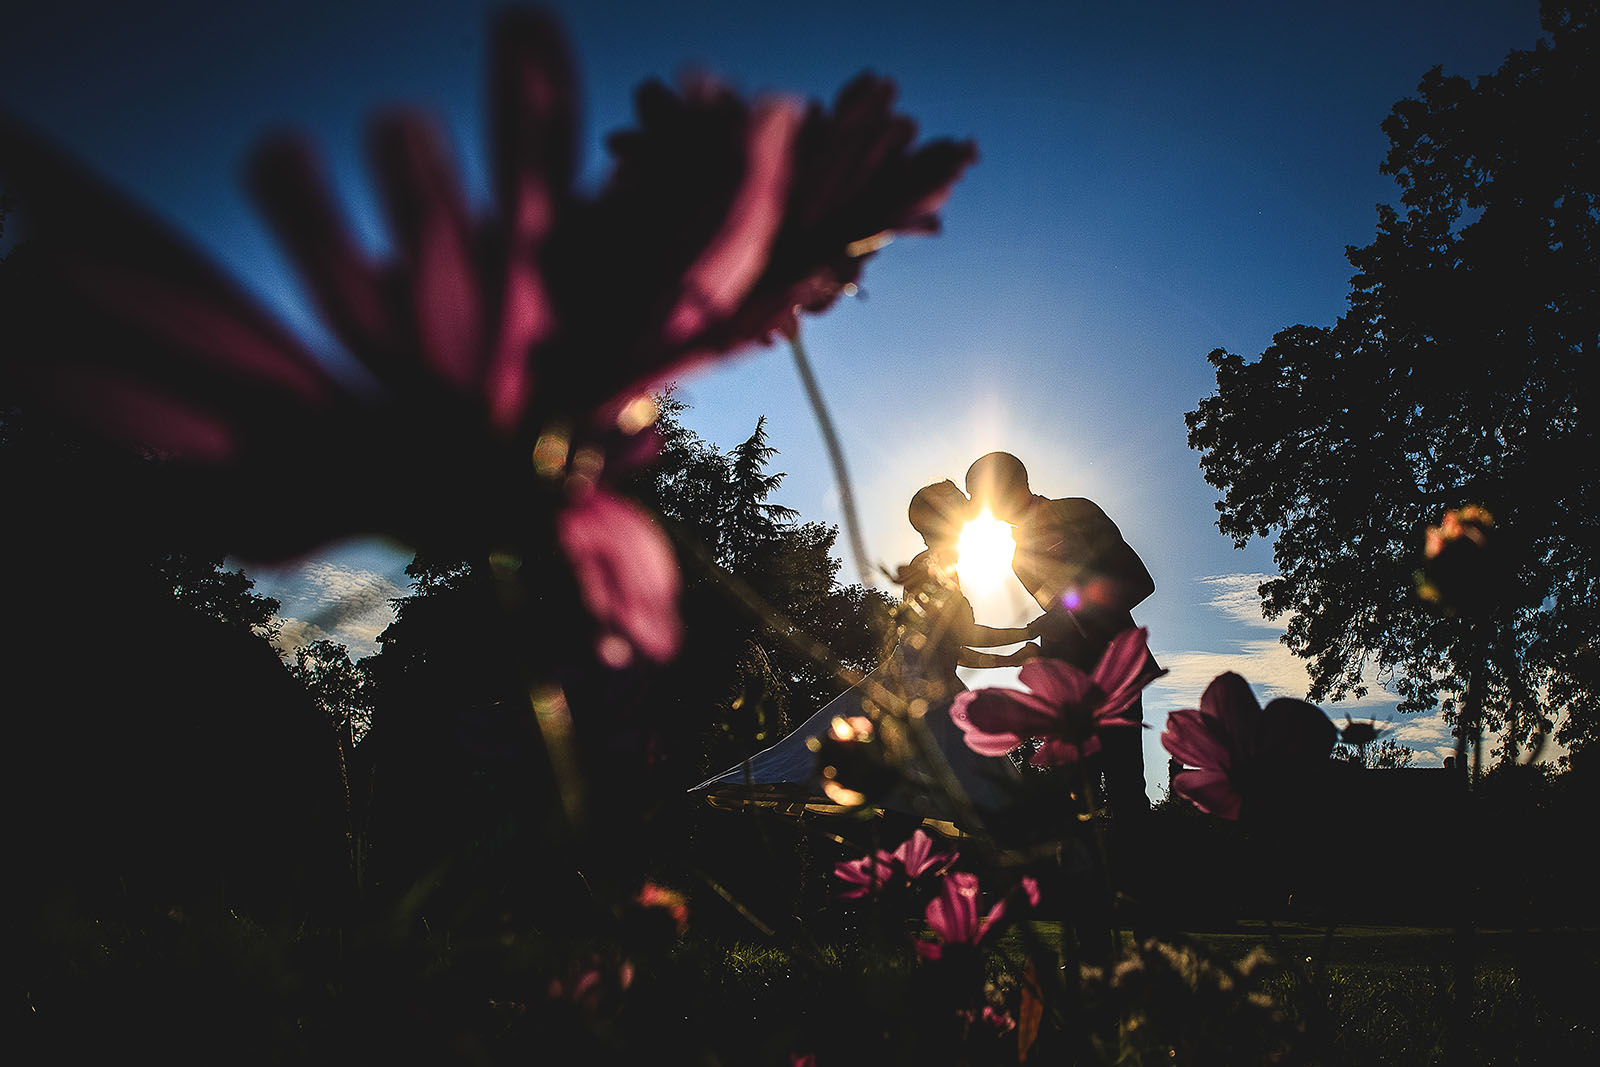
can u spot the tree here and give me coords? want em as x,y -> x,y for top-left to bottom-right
1185,1 -> 1597,763
349,397 -> 892,904
625,398 -> 893,773
287,638 -> 375,744
723,415 -> 799,566
155,551 -> 281,642
1334,736 -> 1417,770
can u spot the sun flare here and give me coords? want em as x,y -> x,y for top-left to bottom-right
956,509 -> 1017,593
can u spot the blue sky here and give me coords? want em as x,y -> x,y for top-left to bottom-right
2,1 -> 1552,792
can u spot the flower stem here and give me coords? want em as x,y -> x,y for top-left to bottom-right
789,333 -> 874,586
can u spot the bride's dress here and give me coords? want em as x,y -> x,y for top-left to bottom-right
691,565 -> 1020,828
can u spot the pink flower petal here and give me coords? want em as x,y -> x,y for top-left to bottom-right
371,114 -> 484,391
1201,672 -> 1261,740
1029,737 -> 1084,768
659,98 -> 802,349
958,688 -> 1061,743
1017,656 -> 1094,708
1160,706 -> 1231,771
1172,767 -> 1243,820
926,871 -> 982,944
1091,627 -> 1167,719
557,490 -> 682,664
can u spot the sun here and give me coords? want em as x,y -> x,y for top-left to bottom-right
956,509 -> 1017,593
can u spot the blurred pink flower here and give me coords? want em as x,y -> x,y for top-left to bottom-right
559,491 -> 682,667
914,872 -> 1039,961
950,627 -> 1166,766
547,955 -> 635,1013
634,879 -> 689,936
832,828 -> 957,899
1160,671 -> 1337,820
0,8 -> 975,668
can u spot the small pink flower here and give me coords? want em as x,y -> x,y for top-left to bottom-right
960,1005 -> 1017,1033
833,829 -> 957,899
951,628 -> 1166,766
915,872 -> 1039,960
634,879 -> 689,935
1160,671 -> 1337,821
547,955 -> 634,1013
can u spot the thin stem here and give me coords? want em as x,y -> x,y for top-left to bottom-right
789,332 -> 875,587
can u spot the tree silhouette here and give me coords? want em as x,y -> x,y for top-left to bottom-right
1186,1 -> 1597,763
723,415 -> 799,567
624,399 -> 892,774
346,399 -> 891,912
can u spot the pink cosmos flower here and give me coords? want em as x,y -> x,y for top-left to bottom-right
547,955 -> 635,1013
950,627 -> 1167,766
634,880 -> 689,936
1160,671 -> 1337,821
914,871 -> 1040,961
832,828 -> 957,899
0,8 -> 974,668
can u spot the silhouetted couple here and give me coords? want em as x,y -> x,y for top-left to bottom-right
696,452 -> 1157,834
965,452 -> 1158,825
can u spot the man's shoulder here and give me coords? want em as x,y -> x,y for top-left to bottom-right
1030,496 -> 1112,526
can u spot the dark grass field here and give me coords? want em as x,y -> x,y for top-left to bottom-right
690,922 -> 1600,1065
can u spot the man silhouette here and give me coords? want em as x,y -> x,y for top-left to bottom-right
965,451 -> 1157,822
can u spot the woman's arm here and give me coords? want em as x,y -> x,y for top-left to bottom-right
964,617 -> 1046,647
957,643 -> 1040,669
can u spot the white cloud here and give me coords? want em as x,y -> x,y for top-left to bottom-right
1149,573 -> 1397,711
270,560 -> 405,659
1196,572 -> 1284,630
274,616 -> 334,656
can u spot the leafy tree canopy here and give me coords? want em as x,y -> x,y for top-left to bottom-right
1185,1 -> 1597,762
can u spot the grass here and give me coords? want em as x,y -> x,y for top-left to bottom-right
694,921 -> 1600,1065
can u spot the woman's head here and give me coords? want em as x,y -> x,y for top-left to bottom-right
908,480 -> 971,547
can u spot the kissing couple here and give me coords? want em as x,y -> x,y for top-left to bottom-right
695,452 -> 1157,831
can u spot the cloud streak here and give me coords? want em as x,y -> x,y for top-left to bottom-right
270,560 -> 406,659
1149,573 -> 1398,711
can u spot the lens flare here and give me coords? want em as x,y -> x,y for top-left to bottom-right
957,509 -> 1016,592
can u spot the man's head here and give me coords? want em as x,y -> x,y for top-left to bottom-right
908,479 -> 971,548
965,452 -> 1032,522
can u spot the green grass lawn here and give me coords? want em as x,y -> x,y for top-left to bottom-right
697,922 -> 1600,1065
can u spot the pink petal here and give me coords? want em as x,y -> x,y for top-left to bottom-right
1173,767 -> 1243,820
556,490 -> 682,665
959,688 -> 1062,740
660,97 -> 802,348
1017,657 -> 1094,709
371,115 -> 484,391
926,871 -> 981,944
1029,737 -> 1083,768
1091,627 -> 1168,719
250,135 -> 400,370
485,10 -> 573,431
1160,706 -> 1231,771
1201,672 -> 1261,739
950,690 -> 1022,756
0,118 -> 339,473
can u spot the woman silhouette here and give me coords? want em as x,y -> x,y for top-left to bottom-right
693,480 -> 1040,827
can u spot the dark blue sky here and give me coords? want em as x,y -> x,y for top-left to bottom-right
2,0 -> 1551,785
